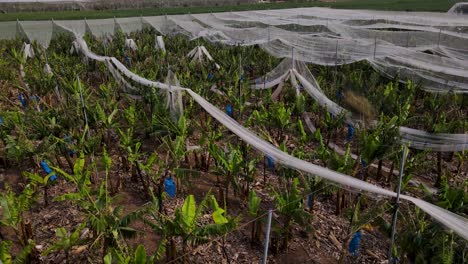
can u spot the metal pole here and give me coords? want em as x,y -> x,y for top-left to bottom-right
291,47 -> 294,68
373,36 -> 377,59
239,52 -> 242,118
437,28 -> 442,47
262,209 -> 273,264
77,77 -> 90,140
268,26 -> 270,43
406,31 -> 409,48
387,146 -> 409,264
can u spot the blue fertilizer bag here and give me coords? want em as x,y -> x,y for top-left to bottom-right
266,156 -> 275,169
40,160 -> 57,181
18,94 -> 27,107
348,231 -> 362,256
164,177 -> 176,198
346,124 -> 355,141
226,104 -> 233,118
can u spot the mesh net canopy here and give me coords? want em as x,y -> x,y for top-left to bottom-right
4,6 -> 468,93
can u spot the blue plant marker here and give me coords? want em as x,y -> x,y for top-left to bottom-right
208,72 -> 214,80
348,231 -> 362,256
164,177 -> 176,198
0,116 -> 3,126
307,194 -> 312,208
32,95 -> 41,112
40,160 -> 57,181
336,90 -> 344,101
226,104 -> 233,118
361,159 -> 368,168
346,124 -> 355,141
125,56 -> 131,67
266,156 -> 275,169
18,94 -> 27,107
64,135 -> 75,157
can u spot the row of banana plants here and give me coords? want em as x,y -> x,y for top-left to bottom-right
0,27 -> 466,263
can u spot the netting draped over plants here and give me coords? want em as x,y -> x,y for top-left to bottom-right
251,58 -> 350,119
399,127 -> 468,152
3,5 -> 468,92
72,36 -> 468,241
254,58 -> 468,151
155,35 -> 166,52
447,2 -> 468,15
187,46 -> 221,70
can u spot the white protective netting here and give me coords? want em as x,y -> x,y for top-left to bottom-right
21,42 -> 35,60
448,2 -> 468,15
164,70 -> 184,122
399,127 -> 468,152
125,38 -> 138,51
251,58 -> 349,119
73,37 -> 468,241
155,35 -> 166,53
254,58 -> 467,151
187,46 -> 221,70
5,5 -> 468,93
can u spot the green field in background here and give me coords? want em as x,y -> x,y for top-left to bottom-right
0,0 -> 461,22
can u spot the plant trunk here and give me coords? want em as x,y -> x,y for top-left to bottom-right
44,186 -> 48,207
377,159 -> 383,180
65,250 -> 69,264
225,175 -> 230,206
20,219 -> 33,246
63,151 -> 74,172
335,189 -> 342,216
363,166 -> 369,181
387,160 -> 395,184
222,237 -> 231,264
55,154 -> 64,169
135,161 -> 150,199
169,238 -> 177,263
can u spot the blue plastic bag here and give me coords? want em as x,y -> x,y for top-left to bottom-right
226,104 -> 233,118
346,124 -> 355,141
266,155 -> 275,169
335,90 -> 344,101
64,135 -> 75,157
32,95 -> 41,112
18,94 -> 27,107
348,231 -> 362,256
40,160 -> 57,181
208,72 -> 214,80
164,177 -> 176,198
124,56 -> 131,67
361,160 -> 368,168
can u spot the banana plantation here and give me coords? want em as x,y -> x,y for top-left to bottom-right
0,16 -> 467,264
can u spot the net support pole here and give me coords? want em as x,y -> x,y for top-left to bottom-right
268,26 -> 270,43
262,209 -> 273,264
291,46 -> 294,66
238,52 -> 242,118
373,36 -> 377,59
335,40 -> 338,88
406,32 -> 409,48
387,145 -> 409,264
77,77 -> 89,139
437,28 -> 442,47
